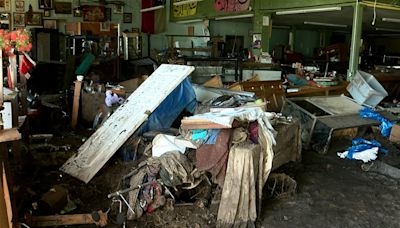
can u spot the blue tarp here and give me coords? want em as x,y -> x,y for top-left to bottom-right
135,78 -> 197,135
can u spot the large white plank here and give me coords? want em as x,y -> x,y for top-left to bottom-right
60,64 -> 195,183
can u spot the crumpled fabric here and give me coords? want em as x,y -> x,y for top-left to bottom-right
359,107 -> 393,137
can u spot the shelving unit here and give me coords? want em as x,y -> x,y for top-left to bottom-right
166,34 -> 224,58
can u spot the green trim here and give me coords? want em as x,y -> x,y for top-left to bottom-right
347,2 -> 364,81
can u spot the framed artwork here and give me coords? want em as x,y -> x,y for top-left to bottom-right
38,0 -> 52,9
105,8 -> 111,21
0,13 -> 10,30
43,19 -> 57,29
0,0 -> 10,11
100,22 -> 110,32
82,5 -> 105,22
54,1 -> 72,14
123,13 -> 132,23
26,12 -> 43,26
13,13 -> 25,27
44,10 -> 51,17
113,5 -> 123,14
15,1 -> 25,12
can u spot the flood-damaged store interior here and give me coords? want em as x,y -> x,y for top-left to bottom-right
2,0 -> 400,227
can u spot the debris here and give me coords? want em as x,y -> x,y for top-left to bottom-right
361,160 -> 400,179
26,210 -> 108,227
60,64 -> 195,183
202,75 -> 223,88
105,90 -> 124,107
151,134 -> 187,157
389,124 -> 400,143
192,84 -> 255,104
265,173 -> 297,199
36,185 -> 68,215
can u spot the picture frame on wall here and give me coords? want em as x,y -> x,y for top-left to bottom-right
105,8 -> 111,21
26,12 -> 43,26
113,4 -> 123,14
0,0 -> 10,11
123,13 -> 132,23
44,10 -> 51,17
82,5 -> 105,22
100,22 -> 110,32
15,1 -> 25,12
54,1 -> 72,14
0,13 -> 10,30
43,19 -> 57,29
38,0 -> 52,9
13,13 -> 25,27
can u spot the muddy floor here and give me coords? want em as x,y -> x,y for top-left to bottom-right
11,131 -> 400,227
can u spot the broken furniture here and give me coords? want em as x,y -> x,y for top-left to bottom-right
185,57 -> 240,83
281,95 -> 396,154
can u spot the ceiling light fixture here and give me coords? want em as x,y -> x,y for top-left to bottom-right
304,21 -> 347,28
173,0 -> 204,6
375,27 -> 400,32
215,13 -> 254,20
175,19 -> 203,24
382,17 -> 400,23
140,5 -> 164,13
276,7 -> 342,15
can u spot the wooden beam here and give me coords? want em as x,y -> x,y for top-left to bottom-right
61,64 -> 195,183
71,80 -> 82,130
27,211 -> 107,227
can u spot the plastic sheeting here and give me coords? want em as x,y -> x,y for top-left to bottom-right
136,78 -> 196,135
359,107 -> 393,137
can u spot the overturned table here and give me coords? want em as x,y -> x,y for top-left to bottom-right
282,95 -> 396,154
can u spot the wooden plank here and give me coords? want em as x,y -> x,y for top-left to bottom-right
28,211 -> 107,227
71,80 -> 83,130
60,64 -> 195,183
181,119 -> 232,130
0,128 -> 21,143
202,75 -> 223,88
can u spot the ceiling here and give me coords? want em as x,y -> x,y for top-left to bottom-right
271,6 -> 400,35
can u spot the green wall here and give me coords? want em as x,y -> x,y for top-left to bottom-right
170,0 -> 255,21
13,0 -> 139,32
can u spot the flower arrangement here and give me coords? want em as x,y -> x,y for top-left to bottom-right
0,29 -> 32,54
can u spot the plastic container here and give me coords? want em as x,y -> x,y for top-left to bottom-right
346,70 -> 388,107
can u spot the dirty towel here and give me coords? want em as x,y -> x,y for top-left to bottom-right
196,129 -> 232,187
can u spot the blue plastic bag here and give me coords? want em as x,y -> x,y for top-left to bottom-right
346,138 -> 387,160
359,107 -> 393,137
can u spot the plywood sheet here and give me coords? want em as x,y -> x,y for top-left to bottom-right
60,64 -> 195,183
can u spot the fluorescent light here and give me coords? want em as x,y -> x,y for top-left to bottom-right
140,5 -> 164,13
382,18 -> 400,23
276,7 -> 341,15
215,13 -> 254,20
376,27 -> 400,32
304,21 -> 347,28
173,0 -> 203,6
175,19 -> 203,24
272,25 -> 291,29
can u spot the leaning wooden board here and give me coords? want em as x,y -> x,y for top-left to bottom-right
60,64 -> 195,183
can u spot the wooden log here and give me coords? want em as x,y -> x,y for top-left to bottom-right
181,119 -> 232,130
71,80 -> 82,130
